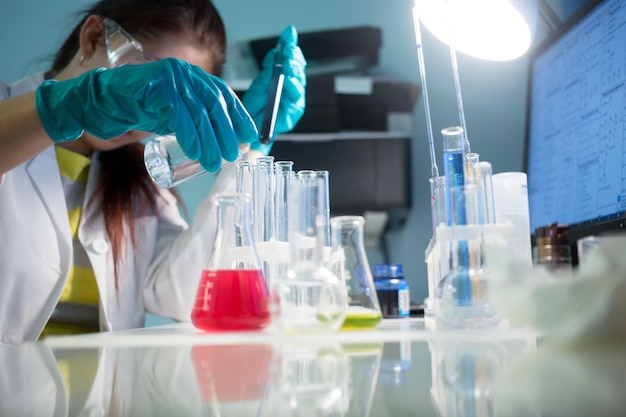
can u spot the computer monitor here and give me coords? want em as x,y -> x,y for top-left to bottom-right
524,0 -> 626,250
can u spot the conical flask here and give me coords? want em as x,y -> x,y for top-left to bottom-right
191,193 -> 270,331
329,216 -> 383,330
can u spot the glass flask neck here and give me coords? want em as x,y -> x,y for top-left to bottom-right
205,193 -> 261,271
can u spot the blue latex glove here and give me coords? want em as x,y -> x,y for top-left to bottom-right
243,25 -> 307,155
36,58 -> 257,172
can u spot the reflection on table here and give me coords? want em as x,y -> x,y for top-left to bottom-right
1,320 -> 624,416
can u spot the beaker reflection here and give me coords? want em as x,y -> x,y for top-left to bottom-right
342,342 -> 383,417
262,343 -> 350,416
191,344 -> 274,416
428,338 -> 536,417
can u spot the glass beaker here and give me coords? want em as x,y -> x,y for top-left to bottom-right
329,216 -> 383,330
143,135 -> 250,188
191,193 -> 270,331
272,171 -> 347,333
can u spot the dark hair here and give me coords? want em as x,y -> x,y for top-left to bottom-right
49,0 -> 227,289
48,0 -> 227,78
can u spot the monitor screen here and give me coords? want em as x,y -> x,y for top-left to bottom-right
525,0 -> 626,239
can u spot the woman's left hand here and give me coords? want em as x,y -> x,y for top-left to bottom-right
242,25 -> 307,155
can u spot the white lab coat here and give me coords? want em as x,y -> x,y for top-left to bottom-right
0,74 -> 232,345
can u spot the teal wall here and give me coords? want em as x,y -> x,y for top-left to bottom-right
0,0 -> 587,307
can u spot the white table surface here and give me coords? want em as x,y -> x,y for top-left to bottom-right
2,319 -> 624,417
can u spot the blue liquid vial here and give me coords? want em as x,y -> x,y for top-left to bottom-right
441,126 -> 472,304
373,264 -> 410,318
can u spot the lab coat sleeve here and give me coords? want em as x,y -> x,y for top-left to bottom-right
142,162 -> 237,321
0,344 -> 67,417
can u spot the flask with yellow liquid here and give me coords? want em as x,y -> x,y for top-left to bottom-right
329,216 -> 383,330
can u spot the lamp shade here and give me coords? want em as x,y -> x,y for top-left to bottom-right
416,0 -> 538,61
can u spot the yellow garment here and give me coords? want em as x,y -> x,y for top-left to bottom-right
55,348 -> 100,415
41,147 -> 99,337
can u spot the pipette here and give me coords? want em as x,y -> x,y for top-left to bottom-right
259,45 -> 285,145
412,7 -> 439,181
413,7 -> 444,234
442,0 -> 470,156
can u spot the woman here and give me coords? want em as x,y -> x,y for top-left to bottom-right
0,0 -> 306,344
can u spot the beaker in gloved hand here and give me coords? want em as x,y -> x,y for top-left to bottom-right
144,135 -> 250,188
191,193 -> 270,331
329,216 -> 383,330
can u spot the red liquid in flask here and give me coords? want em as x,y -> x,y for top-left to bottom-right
191,269 -> 270,331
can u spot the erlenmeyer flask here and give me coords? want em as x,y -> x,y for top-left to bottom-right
191,193 -> 270,331
329,216 -> 383,330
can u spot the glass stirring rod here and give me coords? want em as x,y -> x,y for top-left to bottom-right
259,45 -> 285,145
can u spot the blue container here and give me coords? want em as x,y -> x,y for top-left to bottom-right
373,264 -> 410,318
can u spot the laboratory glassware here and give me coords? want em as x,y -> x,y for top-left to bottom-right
316,170 -> 331,247
411,7 -> 438,182
267,161 -> 294,291
143,135 -> 250,188
252,156 -> 277,290
191,193 -> 270,331
274,161 -> 294,243
373,264 -> 410,318
236,160 -> 253,196
329,215 -> 383,330
272,170 -> 347,333
436,184 -> 500,329
472,161 -> 496,224
253,156 -> 276,243
429,175 -> 447,232
442,126 -> 467,226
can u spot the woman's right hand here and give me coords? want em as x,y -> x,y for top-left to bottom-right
35,58 -> 258,172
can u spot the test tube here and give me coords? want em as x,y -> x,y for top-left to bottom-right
474,161 -> 496,225
274,161 -> 294,243
429,175 -> 446,234
442,126 -> 467,226
466,152 -> 480,182
315,170 -> 331,248
253,156 -> 276,243
290,170 -> 323,264
236,161 -> 253,195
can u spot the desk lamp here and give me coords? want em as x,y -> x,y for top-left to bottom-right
412,0 -> 538,200
417,0 -> 538,62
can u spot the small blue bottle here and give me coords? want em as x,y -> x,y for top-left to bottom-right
373,264 -> 410,318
